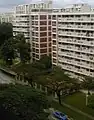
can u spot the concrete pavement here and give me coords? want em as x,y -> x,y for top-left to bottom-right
0,70 -> 14,84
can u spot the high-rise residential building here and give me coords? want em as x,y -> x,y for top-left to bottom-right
13,0 -> 52,61
0,12 -> 13,23
52,4 -> 94,78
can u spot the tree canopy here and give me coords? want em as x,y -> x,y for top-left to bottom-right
0,23 -> 13,46
0,85 -> 50,120
1,37 -> 15,65
14,34 -> 31,63
82,76 -> 94,94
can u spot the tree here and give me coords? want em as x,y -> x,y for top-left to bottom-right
15,34 -> 31,63
1,37 -> 15,65
0,23 -> 13,46
88,95 -> 94,109
39,56 -> 52,69
82,76 -> 94,94
0,85 -> 50,120
48,79 -> 68,105
46,66 -> 72,105
13,63 -> 41,87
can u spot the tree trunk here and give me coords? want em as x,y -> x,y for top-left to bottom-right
88,89 -> 91,95
28,78 -> 33,87
57,92 -> 62,105
31,82 -> 33,87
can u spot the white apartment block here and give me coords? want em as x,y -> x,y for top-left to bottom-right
13,0 -> 52,61
0,12 -> 13,23
52,4 -> 94,78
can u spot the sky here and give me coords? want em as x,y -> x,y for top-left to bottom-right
0,0 -> 94,12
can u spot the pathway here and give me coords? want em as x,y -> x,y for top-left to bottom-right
0,70 -> 15,84
80,90 -> 94,94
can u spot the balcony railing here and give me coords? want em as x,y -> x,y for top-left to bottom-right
58,51 -> 94,62
58,24 -> 94,30
58,18 -> 94,22
58,31 -> 94,39
58,39 -> 94,46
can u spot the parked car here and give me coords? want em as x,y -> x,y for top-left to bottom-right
53,111 -> 68,120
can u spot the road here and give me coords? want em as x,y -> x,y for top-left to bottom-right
0,70 -> 14,84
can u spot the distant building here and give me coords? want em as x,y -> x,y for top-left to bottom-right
52,4 -> 94,77
13,0 -> 52,61
0,12 -> 13,23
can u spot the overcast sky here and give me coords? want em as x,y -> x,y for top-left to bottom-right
0,0 -> 94,12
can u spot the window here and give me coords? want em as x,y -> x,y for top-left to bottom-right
53,40 -> 56,45
52,28 -> 56,32
48,21 -> 51,25
40,21 -> 47,25
49,48 -> 51,52
52,15 -> 56,20
48,15 -> 51,19
40,49 -> 47,53
35,15 -> 38,20
53,58 -> 56,63
36,44 -> 39,47
48,26 -> 51,30
32,48 -> 35,52
49,37 -> 51,41
52,21 -> 56,26
40,27 -> 47,31
40,38 -> 47,42
53,46 -> 56,51
32,53 -> 35,57
40,44 -> 47,48
36,49 -> 39,53
48,32 -> 51,36
36,54 -> 39,59
40,32 -> 47,37
53,52 -> 56,57
40,15 -> 46,20
35,21 -> 38,25
49,43 -> 51,47
53,34 -> 56,39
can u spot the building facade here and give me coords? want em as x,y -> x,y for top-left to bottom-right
13,0 -> 52,61
0,12 -> 13,23
52,4 -> 94,77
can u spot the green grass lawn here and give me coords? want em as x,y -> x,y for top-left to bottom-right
0,59 -> 6,66
51,101 -> 92,120
63,92 -> 94,117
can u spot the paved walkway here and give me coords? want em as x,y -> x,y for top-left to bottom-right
0,67 -> 16,76
80,90 -> 94,94
54,99 -> 94,120
0,70 -> 15,84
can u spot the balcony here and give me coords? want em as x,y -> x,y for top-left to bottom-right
58,24 -> 94,31
58,50 -> 94,62
58,31 -> 94,39
58,38 -> 94,46
58,18 -> 94,23
16,18 -> 29,21
60,63 -> 91,76
13,28 -> 29,32
13,23 -> 29,27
